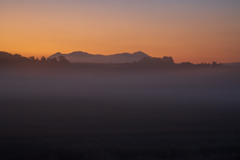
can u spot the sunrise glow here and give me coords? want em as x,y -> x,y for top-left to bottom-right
1,0 -> 240,63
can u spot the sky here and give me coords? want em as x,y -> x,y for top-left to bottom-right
1,0 -> 240,63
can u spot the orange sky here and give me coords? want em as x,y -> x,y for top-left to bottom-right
1,0 -> 240,63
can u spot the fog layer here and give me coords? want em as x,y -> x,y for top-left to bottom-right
0,68 -> 240,136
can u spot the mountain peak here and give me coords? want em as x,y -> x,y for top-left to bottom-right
48,52 -> 62,58
53,52 -> 62,55
69,51 -> 91,56
132,51 -> 149,56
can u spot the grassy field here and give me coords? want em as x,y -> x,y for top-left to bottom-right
1,133 -> 240,160
0,67 -> 240,159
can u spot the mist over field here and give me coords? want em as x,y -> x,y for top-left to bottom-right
1,67 -> 239,99
1,67 -> 240,159
1,67 -> 240,136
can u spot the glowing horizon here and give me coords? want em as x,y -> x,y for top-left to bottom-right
1,0 -> 240,63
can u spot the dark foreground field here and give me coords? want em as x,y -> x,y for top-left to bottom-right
1,133 -> 240,160
0,66 -> 240,159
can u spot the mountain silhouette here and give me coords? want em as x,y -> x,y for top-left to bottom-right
48,51 -> 151,63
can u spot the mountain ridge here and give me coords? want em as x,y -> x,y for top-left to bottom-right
48,51 -> 151,63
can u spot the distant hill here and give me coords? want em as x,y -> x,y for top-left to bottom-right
223,62 -> 240,66
0,51 -> 29,64
48,51 -> 151,63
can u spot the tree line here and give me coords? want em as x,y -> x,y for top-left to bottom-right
0,51 -> 223,67
0,51 -> 69,64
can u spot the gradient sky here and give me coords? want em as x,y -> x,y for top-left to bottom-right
1,0 -> 240,63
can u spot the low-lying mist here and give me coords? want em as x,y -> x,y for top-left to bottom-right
0,67 -> 240,136
1,68 -> 239,101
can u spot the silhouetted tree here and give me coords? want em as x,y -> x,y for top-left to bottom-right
58,56 -> 69,64
29,56 -> 35,61
40,56 -> 46,62
0,51 -> 12,63
201,62 -> 208,66
218,63 -> 223,66
0,52 -> 29,64
212,61 -> 217,66
137,56 -> 175,66
212,61 -> 223,67
162,56 -> 174,64
138,57 -> 155,64
152,57 -> 163,64
47,57 -> 58,63
13,54 -> 22,58
179,62 -> 195,67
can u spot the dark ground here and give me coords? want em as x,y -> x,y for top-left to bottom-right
0,66 -> 240,159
